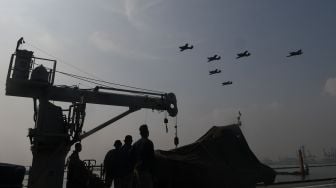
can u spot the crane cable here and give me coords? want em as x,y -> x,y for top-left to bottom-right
56,70 -> 165,94
25,41 -> 166,94
25,42 -> 101,81
56,71 -> 112,88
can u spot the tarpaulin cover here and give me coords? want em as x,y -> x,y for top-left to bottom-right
154,124 -> 276,188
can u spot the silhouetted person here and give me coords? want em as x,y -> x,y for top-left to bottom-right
132,124 -> 155,188
104,140 -> 123,188
120,135 -> 134,188
67,143 -> 89,188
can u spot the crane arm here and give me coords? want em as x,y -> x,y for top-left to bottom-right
6,80 -> 177,116
5,51 -> 177,116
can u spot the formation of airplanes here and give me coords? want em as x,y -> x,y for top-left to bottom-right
179,43 -> 303,87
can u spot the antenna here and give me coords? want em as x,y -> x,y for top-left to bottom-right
237,111 -> 242,126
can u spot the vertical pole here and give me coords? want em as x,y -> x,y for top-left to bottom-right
100,163 -> 104,180
298,149 -> 305,177
51,60 -> 57,85
7,54 -> 14,81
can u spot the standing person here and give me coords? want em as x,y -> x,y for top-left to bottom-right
132,124 -> 155,188
104,140 -> 122,188
67,142 -> 89,188
120,135 -> 134,188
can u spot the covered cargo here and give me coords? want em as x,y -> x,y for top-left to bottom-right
154,124 -> 276,188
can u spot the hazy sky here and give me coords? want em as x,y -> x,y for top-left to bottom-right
0,0 -> 336,165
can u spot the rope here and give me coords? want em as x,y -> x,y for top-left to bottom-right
26,42 -> 102,81
56,71 -> 165,94
56,71 -> 109,88
26,41 -> 166,94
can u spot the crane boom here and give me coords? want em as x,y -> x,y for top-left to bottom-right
6,52 -> 177,117
6,79 -> 177,116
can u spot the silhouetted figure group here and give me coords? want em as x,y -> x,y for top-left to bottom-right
66,124 -> 155,188
104,124 -> 155,188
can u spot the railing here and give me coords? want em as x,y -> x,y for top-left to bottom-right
23,163 -> 105,188
83,159 -> 105,180
7,51 -> 57,85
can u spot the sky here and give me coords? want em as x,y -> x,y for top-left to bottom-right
0,0 -> 336,166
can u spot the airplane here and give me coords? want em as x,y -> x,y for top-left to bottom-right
209,69 -> 221,75
179,43 -> 193,51
287,49 -> 303,57
236,50 -> 251,59
207,54 -> 221,62
222,81 -> 233,86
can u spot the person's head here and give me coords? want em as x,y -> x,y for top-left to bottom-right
114,140 -> 122,149
74,142 -> 82,152
139,124 -> 149,138
124,135 -> 133,145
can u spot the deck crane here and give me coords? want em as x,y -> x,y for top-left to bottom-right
5,38 -> 178,188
